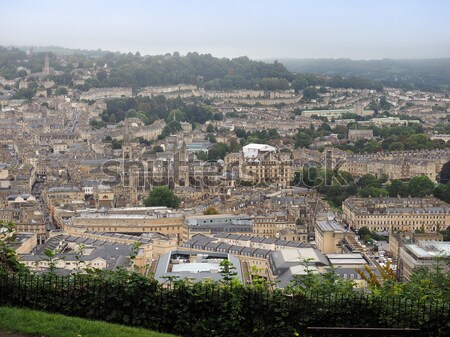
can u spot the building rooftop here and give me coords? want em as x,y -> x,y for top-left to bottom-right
154,250 -> 244,283
316,220 -> 346,232
47,186 -> 81,193
405,241 -> 450,258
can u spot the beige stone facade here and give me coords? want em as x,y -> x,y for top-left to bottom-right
253,215 -> 290,237
225,149 -> 293,188
340,149 -> 450,181
315,220 -> 348,254
45,186 -> 85,207
80,87 -> 132,101
388,231 -> 443,259
342,197 -> 450,232
62,207 -> 185,241
348,129 -> 373,141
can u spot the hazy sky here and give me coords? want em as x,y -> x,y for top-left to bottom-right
1,0 -> 450,59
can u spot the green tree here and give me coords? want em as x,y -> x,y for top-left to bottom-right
89,119 -> 106,129
302,86 -> 318,100
196,151 -> 208,161
43,248 -> 63,274
111,139 -> 122,149
292,77 -> 308,93
388,141 -> 405,151
296,218 -> 305,226
387,179 -> 408,197
96,69 -> 108,82
234,128 -> 247,138
289,259 -> 354,295
440,160 -> 450,184
358,186 -> 388,198
294,131 -> 313,148
211,112 -> 222,121
55,87 -> 68,96
358,226 -> 371,238
379,96 -> 391,111
108,113 -> 117,124
206,124 -> 215,133
126,108 -> 138,118
153,145 -> 164,152
219,259 -> 238,284
144,186 -> 180,209
356,261 -> 396,289
434,183 -> 450,204
13,88 -> 35,100
208,143 -> 229,160
363,139 -> 382,153
203,206 -> 219,215
206,134 -> 217,143
229,138 -> 240,153
74,243 -> 86,272
357,174 -> 382,189
0,221 -> 28,274
249,265 -> 270,287
440,227 -> 450,241
408,176 -> 435,197
166,109 -> 186,122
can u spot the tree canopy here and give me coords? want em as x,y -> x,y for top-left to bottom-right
144,186 -> 180,209
408,176 -> 435,197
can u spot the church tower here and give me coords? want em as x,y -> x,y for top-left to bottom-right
178,140 -> 189,187
173,139 -> 189,187
122,119 -> 133,161
44,54 -> 50,75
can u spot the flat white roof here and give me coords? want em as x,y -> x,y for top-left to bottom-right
172,262 -> 220,273
280,248 -> 321,263
328,258 -> 366,265
327,253 -> 363,259
243,143 -> 275,150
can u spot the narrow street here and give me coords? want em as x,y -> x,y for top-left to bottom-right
31,181 -> 56,233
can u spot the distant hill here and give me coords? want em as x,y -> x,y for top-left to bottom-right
14,45 -> 113,57
268,58 -> 450,91
4,45 -> 440,92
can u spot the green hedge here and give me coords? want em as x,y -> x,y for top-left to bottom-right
0,272 -> 448,337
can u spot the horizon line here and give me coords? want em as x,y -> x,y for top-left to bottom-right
3,44 -> 450,62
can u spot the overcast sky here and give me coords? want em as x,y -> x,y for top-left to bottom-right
1,0 -> 450,59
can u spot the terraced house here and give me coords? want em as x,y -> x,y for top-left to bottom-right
342,196 -> 450,232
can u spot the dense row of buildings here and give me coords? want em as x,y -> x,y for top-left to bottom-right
342,196 -> 450,232
1,55 -> 449,289
340,149 -> 450,180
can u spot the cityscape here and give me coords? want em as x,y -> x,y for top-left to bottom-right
0,1 -> 449,336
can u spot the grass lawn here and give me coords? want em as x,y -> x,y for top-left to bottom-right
0,307 -> 178,337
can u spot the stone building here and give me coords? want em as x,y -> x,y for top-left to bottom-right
314,219 -> 349,254
342,196 -> 450,232
60,207 -> 185,242
225,143 -> 293,188
388,231 -> 443,259
80,87 -> 132,101
348,129 -> 374,141
398,241 -> 450,281
340,149 -> 450,181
